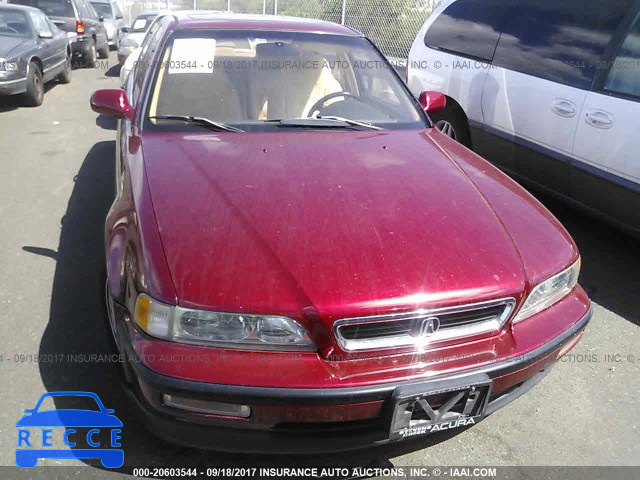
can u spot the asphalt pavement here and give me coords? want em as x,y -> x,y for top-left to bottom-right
0,53 -> 638,477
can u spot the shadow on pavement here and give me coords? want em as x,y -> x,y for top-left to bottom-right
33,140 -> 465,474
536,194 -> 640,327
105,63 -> 122,78
95,114 -> 117,130
0,96 -> 20,113
0,83 -> 57,112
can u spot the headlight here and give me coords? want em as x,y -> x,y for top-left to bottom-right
0,59 -> 19,71
512,258 -> 581,324
134,294 -> 315,351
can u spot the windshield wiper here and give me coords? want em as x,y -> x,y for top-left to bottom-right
315,115 -> 383,131
149,115 -> 244,133
271,117 -> 382,131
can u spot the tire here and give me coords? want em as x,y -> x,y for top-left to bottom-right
83,42 -> 97,68
58,51 -> 72,84
429,101 -> 471,147
98,42 -> 110,59
23,61 -> 44,107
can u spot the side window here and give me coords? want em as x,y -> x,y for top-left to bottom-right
85,1 -> 99,20
113,3 -> 122,19
29,11 -> 51,35
493,0 -> 633,89
604,14 -> 640,98
423,0 -> 508,62
132,18 -> 166,104
45,15 -> 60,33
75,0 -> 88,18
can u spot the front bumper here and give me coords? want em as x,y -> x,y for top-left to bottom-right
116,303 -> 592,453
0,75 -> 27,96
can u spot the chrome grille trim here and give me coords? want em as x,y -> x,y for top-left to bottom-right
333,298 -> 516,352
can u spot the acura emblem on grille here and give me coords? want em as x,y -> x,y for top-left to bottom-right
418,316 -> 440,336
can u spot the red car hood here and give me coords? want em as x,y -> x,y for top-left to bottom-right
142,129 -> 526,328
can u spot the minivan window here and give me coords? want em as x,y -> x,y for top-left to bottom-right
492,0 -> 633,89
90,2 -> 113,18
10,0 -> 75,18
131,14 -> 157,33
423,0 -> 509,62
604,14 -> 640,98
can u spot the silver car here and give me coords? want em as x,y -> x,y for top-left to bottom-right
89,0 -> 124,49
117,11 -> 158,64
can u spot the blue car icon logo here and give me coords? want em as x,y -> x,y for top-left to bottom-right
16,391 -> 123,468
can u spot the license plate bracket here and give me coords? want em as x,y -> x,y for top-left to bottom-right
389,373 -> 492,441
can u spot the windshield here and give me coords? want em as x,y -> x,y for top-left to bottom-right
146,30 -> 426,132
0,10 -> 30,37
131,14 -> 157,33
90,2 -> 113,18
10,0 -> 74,18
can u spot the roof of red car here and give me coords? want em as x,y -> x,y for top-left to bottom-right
169,12 -> 362,36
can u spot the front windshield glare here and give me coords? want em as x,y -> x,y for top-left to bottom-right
147,31 -> 424,130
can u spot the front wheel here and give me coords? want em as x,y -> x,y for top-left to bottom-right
429,102 -> 471,147
23,62 -> 44,107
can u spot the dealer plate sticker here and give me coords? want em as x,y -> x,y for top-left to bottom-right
169,38 -> 216,74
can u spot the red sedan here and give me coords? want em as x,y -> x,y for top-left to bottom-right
91,13 -> 591,453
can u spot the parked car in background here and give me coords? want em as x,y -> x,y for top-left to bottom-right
408,0 -> 640,237
91,13 -> 591,453
9,0 -> 109,67
117,11 -> 158,64
0,3 -> 71,106
89,0 -> 124,49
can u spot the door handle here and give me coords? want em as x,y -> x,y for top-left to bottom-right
585,110 -> 614,129
551,99 -> 577,118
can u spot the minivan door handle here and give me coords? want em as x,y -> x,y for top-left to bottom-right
551,99 -> 577,118
585,109 -> 614,129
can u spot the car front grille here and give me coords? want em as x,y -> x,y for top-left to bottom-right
333,298 -> 516,352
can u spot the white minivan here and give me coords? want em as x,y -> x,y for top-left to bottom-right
408,0 -> 640,235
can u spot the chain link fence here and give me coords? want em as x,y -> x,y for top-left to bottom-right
120,0 -> 441,59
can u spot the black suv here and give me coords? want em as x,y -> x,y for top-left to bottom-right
9,0 -> 109,67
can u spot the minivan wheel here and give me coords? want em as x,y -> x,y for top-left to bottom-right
436,120 -> 457,139
430,104 -> 471,147
23,62 -> 44,107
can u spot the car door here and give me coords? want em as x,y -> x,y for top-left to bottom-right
111,1 -> 124,39
28,10 -> 57,80
45,14 -> 69,70
78,0 -> 105,48
571,6 -> 640,230
86,1 -> 108,48
408,0 -> 509,129
479,0 -> 633,196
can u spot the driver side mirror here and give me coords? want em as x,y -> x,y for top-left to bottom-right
90,89 -> 134,120
121,26 -> 129,33
418,91 -> 447,114
38,31 -> 53,39
99,15 -> 104,22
